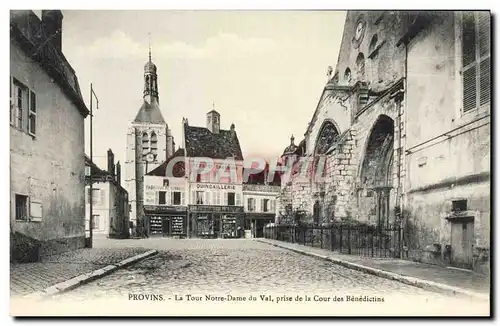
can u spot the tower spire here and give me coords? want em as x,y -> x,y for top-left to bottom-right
148,32 -> 152,62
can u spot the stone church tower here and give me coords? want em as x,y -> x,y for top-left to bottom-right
124,48 -> 174,236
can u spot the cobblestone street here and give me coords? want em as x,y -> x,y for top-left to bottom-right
21,238 -> 487,316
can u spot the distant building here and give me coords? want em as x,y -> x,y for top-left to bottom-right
10,10 -> 89,262
124,49 -> 175,237
243,164 -> 281,238
183,111 -> 245,238
143,148 -> 188,237
85,150 -> 130,239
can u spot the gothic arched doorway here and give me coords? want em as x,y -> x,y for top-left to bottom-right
358,115 -> 395,227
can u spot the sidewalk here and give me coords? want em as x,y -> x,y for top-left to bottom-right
257,239 -> 490,299
10,242 -> 153,298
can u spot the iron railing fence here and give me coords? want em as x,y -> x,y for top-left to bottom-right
264,223 -> 402,259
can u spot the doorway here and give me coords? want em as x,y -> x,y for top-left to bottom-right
450,218 -> 474,270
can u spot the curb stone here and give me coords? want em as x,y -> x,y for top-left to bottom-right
256,239 -> 489,301
23,249 -> 158,300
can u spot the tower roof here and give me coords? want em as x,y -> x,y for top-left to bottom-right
133,100 -> 166,124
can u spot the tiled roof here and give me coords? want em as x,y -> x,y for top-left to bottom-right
133,100 -> 166,124
147,148 -> 186,177
10,10 -> 88,117
184,126 -> 244,160
84,155 -> 112,178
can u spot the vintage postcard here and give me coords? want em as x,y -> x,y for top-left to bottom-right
9,9 -> 491,317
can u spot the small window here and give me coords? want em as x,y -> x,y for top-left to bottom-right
172,192 -> 181,205
150,132 -> 158,155
263,199 -> 269,212
227,192 -> 235,206
452,199 -> 467,212
142,132 -> 149,155
159,191 -> 167,205
15,194 -> 28,221
344,68 -> 352,83
92,215 -> 100,230
28,91 -> 36,136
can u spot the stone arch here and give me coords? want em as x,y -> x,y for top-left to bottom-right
313,119 -> 341,156
150,131 -> 158,155
356,115 -> 395,226
344,67 -> 352,83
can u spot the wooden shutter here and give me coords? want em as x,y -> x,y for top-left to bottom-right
260,198 -> 264,212
236,193 -> 241,206
181,192 -> 185,206
478,13 -> 490,107
462,12 -> 477,113
205,192 -> 211,205
29,90 -> 36,135
223,192 -> 228,206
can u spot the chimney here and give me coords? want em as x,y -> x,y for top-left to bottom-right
41,10 -> 63,52
107,149 -> 115,175
230,123 -> 235,132
166,128 -> 174,158
207,110 -> 220,134
116,161 -> 121,186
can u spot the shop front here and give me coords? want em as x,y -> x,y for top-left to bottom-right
144,205 -> 188,238
245,213 -> 276,238
188,205 -> 244,239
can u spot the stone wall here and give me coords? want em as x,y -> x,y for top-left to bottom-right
10,42 -> 86,261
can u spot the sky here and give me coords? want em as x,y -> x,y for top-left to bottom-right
56,10 -> 346,168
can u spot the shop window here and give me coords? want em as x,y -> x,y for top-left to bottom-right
15,194 -> 28,221
227,192 -> 235,206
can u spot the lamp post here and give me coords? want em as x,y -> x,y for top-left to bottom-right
88,83 -> 99,248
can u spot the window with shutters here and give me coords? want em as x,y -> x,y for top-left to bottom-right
172,191 -> 181,205
227,192 -> 235,206
11,78 -> 35,134
461,12 -> 490,114
248,198 -> 255,212
263,199 -> 269,212
235,193 -> 242,206
196,191 -> 204,205
15,194 -> 28,221
159,191 -> 167,205
28,90 -> 36,136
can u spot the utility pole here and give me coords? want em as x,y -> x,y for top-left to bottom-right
88,83 -> 99,248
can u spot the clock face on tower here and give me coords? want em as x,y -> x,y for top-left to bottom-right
145,152 -> 155,163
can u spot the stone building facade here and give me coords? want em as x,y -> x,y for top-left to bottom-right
85,150 -> 130,239
277,11 -> 490,274
124,50 -> 175,237
10,10 -> 89,261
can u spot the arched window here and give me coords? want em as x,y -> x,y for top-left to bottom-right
369,34 -> 378,54
150,132 -> 158,155
142,132 -> 149,156
314,121 -> 340,155
344,68 -> 352,83
356,53 -> 365,80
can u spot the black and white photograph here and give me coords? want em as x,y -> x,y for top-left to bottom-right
8,7 -> 492,317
